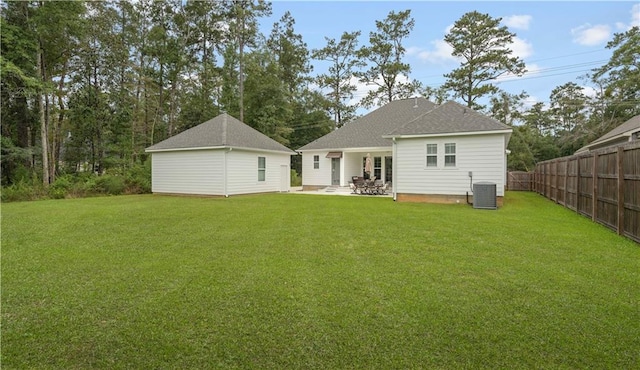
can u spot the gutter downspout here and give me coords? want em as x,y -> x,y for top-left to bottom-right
392,137 -> 397,201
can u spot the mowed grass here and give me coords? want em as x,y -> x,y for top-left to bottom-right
2,192 -> 639,369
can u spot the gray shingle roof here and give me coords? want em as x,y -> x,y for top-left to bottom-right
386,101 -> 511,137
146,113 -> 295,153
589,115 -> 640,146
297,98 -> 436,151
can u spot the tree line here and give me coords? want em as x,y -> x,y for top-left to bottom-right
1,1 -> 638,198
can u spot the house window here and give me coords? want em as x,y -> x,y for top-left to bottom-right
426,144 -> 437,167
313,155 -> 319,169
374,156 -> 382,180
445,143 -> 456,167
258,156 -> 266,181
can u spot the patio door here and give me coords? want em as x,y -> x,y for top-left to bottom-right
331,158 -> 340,185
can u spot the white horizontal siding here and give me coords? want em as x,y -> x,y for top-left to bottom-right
301,151 -> 332,187
343,153 -> 362,184
151,150 -> 224,195
395,134 -> 506,196
226,150 -> 290,195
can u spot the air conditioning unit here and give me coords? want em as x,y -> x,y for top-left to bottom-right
473,182 -> 497,209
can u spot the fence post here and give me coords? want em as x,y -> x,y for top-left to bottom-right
592,152 -> 598,222
576,157 -> 581,214
617,147 -> 625,236
553,161 -> 560,204
564,157 -> 569,207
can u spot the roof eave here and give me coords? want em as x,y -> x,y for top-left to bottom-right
298,146 -> 391,153
586,132 -> 634,149
145,145 -> 295,154
145,145 -> 228,153
383,129 -> 513,139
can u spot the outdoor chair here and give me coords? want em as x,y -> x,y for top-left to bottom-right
373,180 -> 383,194
351,176 -> 365,194
378,182 -> 389,195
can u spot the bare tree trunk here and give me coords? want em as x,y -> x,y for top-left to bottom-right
38,45 -> 50,186
51,65 -> 68,183
238,3 -> 244,122
168,80 -> 177,136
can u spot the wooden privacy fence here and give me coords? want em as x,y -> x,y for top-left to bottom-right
533,141 -> 640,243
508,171 -> 534,191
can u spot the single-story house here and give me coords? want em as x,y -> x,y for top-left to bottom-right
575,115 -> 640,154
298,98 -> 512,204
145,113 -> 295,197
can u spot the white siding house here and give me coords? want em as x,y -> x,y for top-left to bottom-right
393,133 -> 508,198
299,99 -> 512,205
386,101 -> 511,204
146,114 -> 295,197
299,98 -> 436,189
150,149 -> 225,195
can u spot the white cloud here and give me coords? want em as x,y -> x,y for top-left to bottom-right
348,74 -> 418,108
413,37 -> 531,65
616,3 -> 640,31
581,85 -> 598,99
347,75 -> 377,107
406,46 -> 423,57
510,36 -> 534,60
410,40 -> 458,65
503,15 -> 532,30
633,4 -> 640,28
522,95 -> 543,110
571,23 -> 611,46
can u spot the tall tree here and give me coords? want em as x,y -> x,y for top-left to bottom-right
226,0 -> 271,122
488,90 -> 531,171
179,0 -> 226,129
591,26 -> 640,121
548,82 -> 590,155
421,86 -> 451,105
267,11 -> 312,98
242,50 -> 293,145
312,31 -> 362,128
489,90 -> 528,126
0,2 -> 40,184
522,103 -> 560,163
444,11 -> 526,111
356,10 -> 419,108
33,1 -> 85,184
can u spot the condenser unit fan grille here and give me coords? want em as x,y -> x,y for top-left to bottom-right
473,182 -> 497,209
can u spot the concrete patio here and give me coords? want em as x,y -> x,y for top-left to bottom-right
290,186 -> 392,197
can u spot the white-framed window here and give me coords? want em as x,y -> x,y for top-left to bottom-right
374,156 -> 382,179
426,144 -> 438,167
258,156 -> 266,181
445,143 -> 456,167
313,155 -> 319,169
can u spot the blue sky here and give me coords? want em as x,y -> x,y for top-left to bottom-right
261,1 -> 639,110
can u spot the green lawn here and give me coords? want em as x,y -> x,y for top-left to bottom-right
2,192 -> 639,369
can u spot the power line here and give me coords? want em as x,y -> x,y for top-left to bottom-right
413,58 -> 610,88
525,48 -> 609,64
